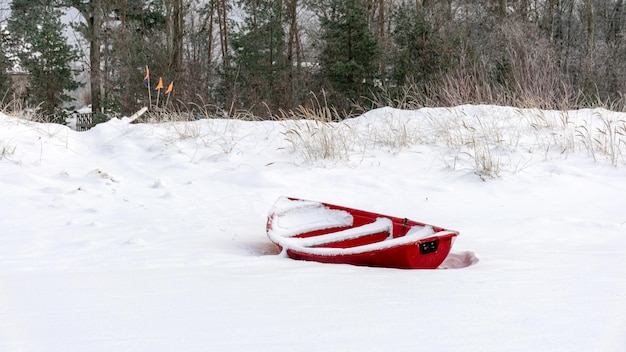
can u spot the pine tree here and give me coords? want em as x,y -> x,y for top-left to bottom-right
223,0 -> 288,116
390,2 -> 440,85
8,0 -> 81,117
319,0 -> 380,105
0,27 -> 12,103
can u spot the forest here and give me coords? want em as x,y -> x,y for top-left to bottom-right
1,0 -> 625,120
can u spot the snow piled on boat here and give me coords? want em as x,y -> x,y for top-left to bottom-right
267,197 -> 353,238
277,217 -> 393,247
267,196 -> 450,257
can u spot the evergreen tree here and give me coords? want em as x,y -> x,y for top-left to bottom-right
223,0 -> 288,116
390,2 -> 443,86
0,27 -> 12,103
8,0 -> 80,116
319,0 -> 380,106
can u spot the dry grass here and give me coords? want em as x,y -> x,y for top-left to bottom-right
278,97 -> 421,163
3,83 -> 626,177
276,102 -> 626,179
423,109 -> 519,179
276,91 -> 355,162
275,91 -> 341,123
575,110 -> 626,166
282,120 -> 352,162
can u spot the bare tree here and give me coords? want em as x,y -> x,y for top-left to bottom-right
582,0 -> 595,76
286,0 -> 301,65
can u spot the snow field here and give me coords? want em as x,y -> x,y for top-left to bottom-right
1,105 -> 625,351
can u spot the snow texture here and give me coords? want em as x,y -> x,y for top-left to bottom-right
1,105 -> 626,351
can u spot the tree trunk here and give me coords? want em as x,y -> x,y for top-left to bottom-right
218,0 -> 228,65
167,0 -> 184,75
56,0 -> 102,113
546,0 -> 558,42
378,0 -> 385,40
583,0 -> 595,76
496,0 -> 507,18
90,0 -> 102,114
608,0 -> 624,43
518,0 -> 529,20
207,0 -> 215,85
287,0 -> 300,64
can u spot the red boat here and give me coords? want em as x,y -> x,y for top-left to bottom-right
266,197 -> 459,269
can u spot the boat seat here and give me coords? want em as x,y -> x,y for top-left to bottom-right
290,217 -> 393,247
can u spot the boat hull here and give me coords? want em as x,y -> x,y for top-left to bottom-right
266,197 -> 459,269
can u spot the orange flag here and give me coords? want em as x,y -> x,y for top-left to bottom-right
155,77 -> 164,90
143,66 -> 150,86
165,81 -> 173,94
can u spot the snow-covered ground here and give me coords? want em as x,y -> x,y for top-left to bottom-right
1,105 -> 625,351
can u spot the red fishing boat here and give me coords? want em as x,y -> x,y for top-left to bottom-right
266,197 -> 459,269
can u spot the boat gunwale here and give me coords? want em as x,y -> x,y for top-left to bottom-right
267,197 -> 459,258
